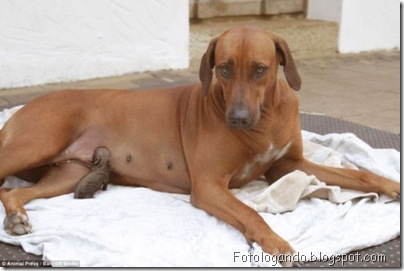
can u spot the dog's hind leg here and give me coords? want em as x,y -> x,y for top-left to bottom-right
0,162 -> 90,235
0,94 -> 91,234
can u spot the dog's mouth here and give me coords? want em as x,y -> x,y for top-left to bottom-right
227,118 -> 253,130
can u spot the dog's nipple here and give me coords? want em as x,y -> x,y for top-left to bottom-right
166,161 -> 174,170
126,154 -> 132,163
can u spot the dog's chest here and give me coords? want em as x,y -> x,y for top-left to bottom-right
233,142 -> 292,184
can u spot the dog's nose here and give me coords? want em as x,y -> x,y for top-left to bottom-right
228,109 -> 251,129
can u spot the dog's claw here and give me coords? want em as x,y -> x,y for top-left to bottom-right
385,192 -> 400,204
293,261 -> 303,267
4,212 -> 32,235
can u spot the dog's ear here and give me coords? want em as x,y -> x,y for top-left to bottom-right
199,37 -> 218,96
272,35 -> 301,91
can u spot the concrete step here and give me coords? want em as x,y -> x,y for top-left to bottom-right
189,16 -> 338,70
189,0 -> 306,19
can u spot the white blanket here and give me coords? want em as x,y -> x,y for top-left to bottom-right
0,107 -> 400,267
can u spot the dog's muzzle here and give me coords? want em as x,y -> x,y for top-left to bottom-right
227,107 -> 253,129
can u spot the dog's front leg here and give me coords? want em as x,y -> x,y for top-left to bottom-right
296,158 -> 401,200
190,179 -> 295,267
266,157 -> 400,200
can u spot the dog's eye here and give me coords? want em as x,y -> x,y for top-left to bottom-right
255,65 -> 267,77
219,66 -> 231,78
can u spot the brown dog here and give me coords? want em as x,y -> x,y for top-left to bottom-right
0,26 -> 399,266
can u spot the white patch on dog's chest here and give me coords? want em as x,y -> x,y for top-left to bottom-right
238,141 -> 292,180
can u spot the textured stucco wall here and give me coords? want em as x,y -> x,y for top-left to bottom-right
307,0 -> 399,53
0,0 -> 189,88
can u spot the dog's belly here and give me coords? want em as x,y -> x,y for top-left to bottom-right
49,127 -> 191,195
45,88 -> 193,194
108,144 -> 191,194
51,141 -> 192,194
110,173 -> 191,194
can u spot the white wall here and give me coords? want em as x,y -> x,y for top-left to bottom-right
307,0 -> 400,53
338,0 -> 399,53
0,0 -> 189,89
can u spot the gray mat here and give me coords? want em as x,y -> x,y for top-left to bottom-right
300,113 -> 400,151
0,113 -> 400,267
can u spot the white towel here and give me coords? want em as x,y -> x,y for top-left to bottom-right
0,106 -> 400,267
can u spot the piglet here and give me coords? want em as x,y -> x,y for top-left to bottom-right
74,146 -> 110,199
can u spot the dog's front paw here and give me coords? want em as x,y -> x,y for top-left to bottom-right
4,212 -> 32,235
261,235 -> 297,267
383,180 -> 400,202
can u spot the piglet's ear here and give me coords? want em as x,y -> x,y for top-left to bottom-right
199,37 -> 218,96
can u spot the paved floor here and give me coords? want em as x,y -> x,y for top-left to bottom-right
0,50 -> 400,134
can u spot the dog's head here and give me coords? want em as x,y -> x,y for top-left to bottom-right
199,26 -> 301,130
